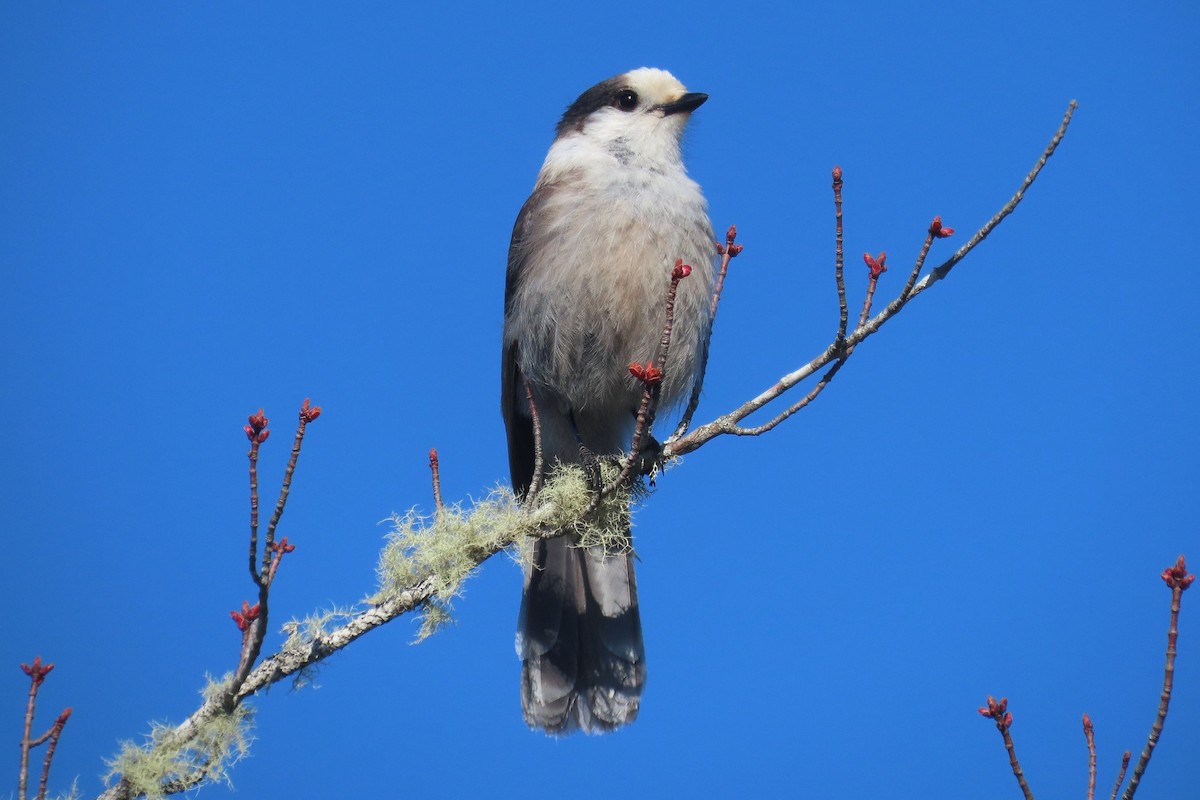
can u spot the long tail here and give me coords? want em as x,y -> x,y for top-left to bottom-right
517,535 -> 645,733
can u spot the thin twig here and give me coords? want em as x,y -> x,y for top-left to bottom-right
910,101 -> 1078,299
1003,725 -> 1036,800
583,259 -> 690,517
1122,555 -> 1193,799
262,399 -> 318,576
428,448 -> 443,511
855,252 -> 886,333
833,166 -> 848,344
1109,751 -> 1130,800
37,708 -> 71,800
230,402 -> 318,711
978,696 -> 1034,800
1084,714 -> 1097,800
18,658 -> 69,800
599,260 -> 689,504
727,358 -> 846,436
903,237 -> 932,300
18,659 -> 41,800
857,274 -> 879,329
670,226 -> 741,443
245,409 -> 267,587
265,538 -> 294,586
599,378 -> 658,506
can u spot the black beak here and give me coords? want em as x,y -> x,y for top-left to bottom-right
660,92 -> 708,116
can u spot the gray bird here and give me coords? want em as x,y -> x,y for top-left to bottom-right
501,68 -> 715,733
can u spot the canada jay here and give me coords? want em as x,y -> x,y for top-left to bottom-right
502,68 -> 715,733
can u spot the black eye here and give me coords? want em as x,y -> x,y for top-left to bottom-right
615,89 -> 638,111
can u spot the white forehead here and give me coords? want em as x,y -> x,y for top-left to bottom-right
620,67 -> 688,102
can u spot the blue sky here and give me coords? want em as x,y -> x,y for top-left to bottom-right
2,2 -> 1197,798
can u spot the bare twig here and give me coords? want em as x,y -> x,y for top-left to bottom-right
833,166 -> 848,344
262,398 -> 320,574
1109,751 -> 1131,800
1084,714 -> 1097,800
265,538 -> 295,586
902,216 -> 952,301
37,709 -> 72,800
232,403 -> 318,706
666,100 -> 1077,459
244,409 -> 268,587
595,259 -> 692,506
428,449 -> 444,511
18,657 -> 70,800
670,226 -> 742,443
978,695 -> 1035,800
856,251 -> 887,330
1122,555 -> 1193,799
18,657 -> 47,800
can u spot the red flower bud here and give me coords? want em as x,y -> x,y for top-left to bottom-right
672,259 -> 692,280
299,398 -> 322,423
929,216 -> 955,238
20,656 -> 55,685
863,251 -> 887,278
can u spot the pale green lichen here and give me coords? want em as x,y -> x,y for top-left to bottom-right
103,676 -> 253,799
413,598 -> 456,642
279,605 -> 359,689
100,466 -> 644,795
46,778 -> 79,800
372,469 -> 636,641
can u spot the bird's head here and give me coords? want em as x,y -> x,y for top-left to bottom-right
552,68 -> 707,169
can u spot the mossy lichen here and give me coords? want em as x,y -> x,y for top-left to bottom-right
103,676 -> 253,799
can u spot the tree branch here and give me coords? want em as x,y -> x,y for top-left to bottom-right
665,100 -> 1077,458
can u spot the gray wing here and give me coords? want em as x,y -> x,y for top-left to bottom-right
501,182 -> 556,498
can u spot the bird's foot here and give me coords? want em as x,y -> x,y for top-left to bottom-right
578,442 -> 605,490
633,434 -> 665,486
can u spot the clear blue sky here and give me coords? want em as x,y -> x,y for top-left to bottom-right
3,2 -> 1197,798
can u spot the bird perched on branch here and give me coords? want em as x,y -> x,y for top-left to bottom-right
502,67 -> 715,733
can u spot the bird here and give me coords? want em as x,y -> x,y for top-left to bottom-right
501,67 -> 715,733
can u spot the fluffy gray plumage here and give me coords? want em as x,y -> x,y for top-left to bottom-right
501,68 -> 715,733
